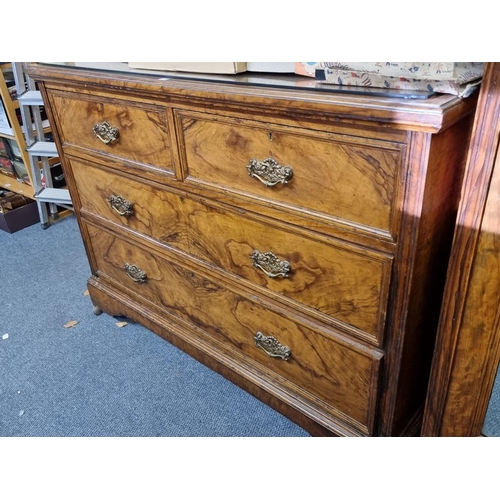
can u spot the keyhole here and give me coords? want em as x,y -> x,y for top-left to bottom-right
268,132 -> 273,142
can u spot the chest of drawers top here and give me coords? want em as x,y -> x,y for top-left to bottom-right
28,62 -> 474,131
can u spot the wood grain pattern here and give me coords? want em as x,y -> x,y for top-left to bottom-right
422,62 -> 500,436
86,222 -> 383,434
182,196 -> 391,343
179,110 -> 402,236
69,157 -> 188,252
28,63 -> 478,436
47,90 -> 173,171
384,116 -> 473,436
71,157 -> 391,343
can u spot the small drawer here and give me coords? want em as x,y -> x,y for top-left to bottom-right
72,159 -> 392,344
86,223 -> 383,434
69,158 -> 188,253
47,89 -> 173,172
177,111 -> 404,237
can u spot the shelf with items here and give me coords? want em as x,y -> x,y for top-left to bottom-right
0,63 -> 34,197
0,174 -> 32,196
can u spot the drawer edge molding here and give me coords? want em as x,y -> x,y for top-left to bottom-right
63,146 -> 178,182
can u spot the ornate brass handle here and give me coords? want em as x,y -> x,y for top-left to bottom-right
254,332 -> 291,360
93,121 -> 120,144
251,249 -> 291,278
124,263 -> 147,283
247,157 -> 293,187
109,195 -> 133,217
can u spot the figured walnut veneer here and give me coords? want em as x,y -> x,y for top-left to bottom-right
27,63 -> 476,436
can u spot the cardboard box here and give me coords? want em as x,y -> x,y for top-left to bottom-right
0,194 -> 40,233
128,62 -> 247,74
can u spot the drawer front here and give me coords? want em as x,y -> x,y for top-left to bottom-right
87,223 -> 383,433
178,111 -> 403,236
48,90 -> 173,172
72,160 -> 391,343
69,158 -> 188,253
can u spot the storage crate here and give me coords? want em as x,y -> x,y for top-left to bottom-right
0,192 -> 39,233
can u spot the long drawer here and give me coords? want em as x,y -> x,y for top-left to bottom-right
72,159 -> 392,344
177,110 -> 404,237
85,222 -> 384,434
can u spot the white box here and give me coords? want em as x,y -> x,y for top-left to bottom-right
247,62 -> 295,73
128,62 -> 247,74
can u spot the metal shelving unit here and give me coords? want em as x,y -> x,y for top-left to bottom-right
12,62 -> 72,228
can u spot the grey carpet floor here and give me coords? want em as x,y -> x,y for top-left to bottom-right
483,365 -> 500,436
0,214 -> 309,437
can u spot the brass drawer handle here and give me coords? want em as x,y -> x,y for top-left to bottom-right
247,158 -> 293,187
109,195 -> 134,216
254,331 -> 291,360
124,263 -> 147,283
251,249 -> 291,278
93,121 -> 120,144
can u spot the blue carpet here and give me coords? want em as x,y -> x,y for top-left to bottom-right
0,214 -> 309,437
482,365 -> 500,436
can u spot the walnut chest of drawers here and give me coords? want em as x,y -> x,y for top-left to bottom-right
28,63 -> 476,436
